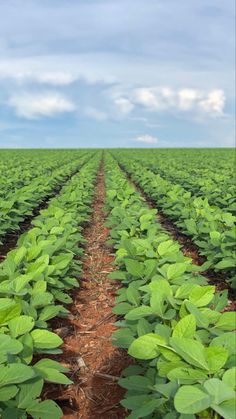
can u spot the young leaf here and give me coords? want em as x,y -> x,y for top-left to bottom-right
174,385 -> 212,414
128,333 -> 167,360
172,315 -> 196,339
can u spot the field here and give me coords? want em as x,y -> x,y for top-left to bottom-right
0,148 -> 235,419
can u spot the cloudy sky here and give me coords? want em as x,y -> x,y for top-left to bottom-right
0,0 -> 235,148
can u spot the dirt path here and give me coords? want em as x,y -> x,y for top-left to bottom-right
45,161 -> 131,418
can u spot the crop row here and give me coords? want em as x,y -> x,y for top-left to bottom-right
0,152 -> 93,243
0,155 -> 100,418
112,152 -> 236,289
122,149 -> 235,213
104,153 -> 236,419
0,150 -> 88,198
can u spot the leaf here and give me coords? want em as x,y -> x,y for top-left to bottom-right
174,386 -> 212,414
0,385 -> 19,401
113,302 -> 133,315
125,259 -> 144,278
172,315 -> 196,339
126,285 -> 140,305
125,305 -> 154,321
17,377 -> 44,409
223,368 -> 236,390
189,285 -> 215,307
112,328 -> 135,348
26,400 -> 63,419
8,315 -> 35,338
119,375 -> 151,392
211,333 -> 236,356
169,337 -> 209,370
0,334 -> 23,356
31,330 -> 63,349
167,263 -> 187,280
215,259 -> 236,269
137,318 -> 152,336
203,378 -> 235,404
167,367 -> 207,384
122,395 -> 165,417
205,346 -> 228,373
157,240 -> 177,256
128,333 -> 167,360
0,299 -> 21,324
212,399 -> 236,419
0,364 -> 35,387
215,312 -> 236,331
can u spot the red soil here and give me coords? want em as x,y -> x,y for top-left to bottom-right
44,163 -> 131,418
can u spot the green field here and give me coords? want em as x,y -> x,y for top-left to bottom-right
0,148 -> 235,419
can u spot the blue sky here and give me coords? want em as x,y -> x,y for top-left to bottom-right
0,0 -> 235,148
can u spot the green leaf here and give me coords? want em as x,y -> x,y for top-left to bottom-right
169,337 -> 209,370
168,367 -> 207,384
17,377 -> 44,409
125,259 -> 144,278
172,315 -> 196,339
203,378 -> 235,404
205,346 -> 228,373
174,386 -> 212,414
128,333 -> 167,360
113,302 -> 133,315
167,263 -> 187,280
0,299 -> 21,324
0,334 -> 23,356
137,318 -> 152,336
125,305 -> 154,321
211,399 -> 236,419
8,315 -> 35,338
223,368 -> 236,390
0,385 -> 19,401
0,364 -> 35,387
157,240 -> 178,256
119,375 -> 151,392
31,329 -> 63,349
215,312 -> 236,331
26,400 -> 63,419
126,285 -> 140,305
215,259 -> 236,269
189,285 -> 215,307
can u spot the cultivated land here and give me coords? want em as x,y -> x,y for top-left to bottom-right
0,148 -> 235,419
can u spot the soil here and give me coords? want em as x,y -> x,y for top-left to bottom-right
44,162 -> 131,418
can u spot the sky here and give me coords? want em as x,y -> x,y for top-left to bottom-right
0,0 -> 235,148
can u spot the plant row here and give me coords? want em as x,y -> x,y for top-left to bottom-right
104,153 -> 236,419
0,155 -> 100,418
0,152 -> 93,243
112,152 -> 236,289
119,149 -> 235,214
0,150 -> 88,199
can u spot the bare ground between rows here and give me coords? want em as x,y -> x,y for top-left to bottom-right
117,163 -> 236,306
0,166 -> 85,259
44,161 -> 132,418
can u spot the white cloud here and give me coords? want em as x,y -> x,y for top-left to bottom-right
134,134 -> 158,144
34,72 -> 77,86
0,65 -> 77,86
114,97 -> 134,114
8,92 -> 75,119
178,88 -> 200,110
198,89 -> 225,115
134,88 -> 159,110
122,86 -> 226,116
84,107 -> 107,121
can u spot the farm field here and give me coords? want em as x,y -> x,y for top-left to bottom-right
0,148 -> 235,419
